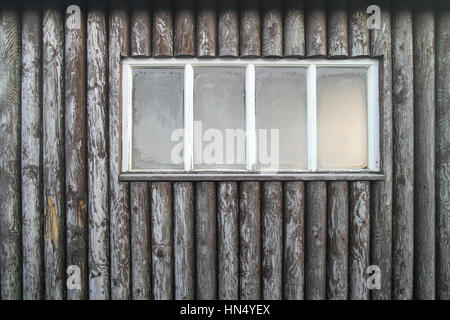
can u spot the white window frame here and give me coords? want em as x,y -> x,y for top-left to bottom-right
121,58 -> 380,178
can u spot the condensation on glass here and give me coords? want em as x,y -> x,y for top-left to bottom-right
132,68 -> 184,169
255,67 -> 308,169
317,67 -> 368,169
193,67 -> 246,170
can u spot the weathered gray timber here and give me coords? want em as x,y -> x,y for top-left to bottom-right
153,5 -> 173,57
131,0 -> 151,57
305,0 -> 326,57
262,182 -> 283,300
195,182 -> 217,299
151,182 -> 173,300
130,182 -> 151,300
87,5 -> 110,300
326,181 -> 348,300
349,181 -> 370,300
283,182 -> 305,300
240,1 -> 261,57
283,0 -> 305,57
197,2 -> 217,57
218,1 -> 239,57
21,2 -> 43,300
240,182 -> 261,300
217,182 -> 239,300
42,5 -> 66,300
174,182 -> 195,300
327,0 -> 348,57
305,182 -> 327,300
391,2 -> 414,300
262,2 -> 283,57
349,0 -> 369,57
174,2 -> 195,57
0,3 -> 21,300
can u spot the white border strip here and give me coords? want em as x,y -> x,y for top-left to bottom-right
246,64 -> 256,170
307,64 -> 317,171
367,63 -> 380,171
184,64 -> 194,171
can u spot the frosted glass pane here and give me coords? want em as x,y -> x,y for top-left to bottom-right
317,67 -> 367,169
132,68 -> 184,170
193,67 -> 246,170
255,67 -> 307,169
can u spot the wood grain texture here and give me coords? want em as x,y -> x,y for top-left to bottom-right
131,0 -> 151,57
21,3 -> 43,300
391,3 -> 414,300
436,9 -> 450,301
42,6 -> 66,300
327,1 -> 348,57
349,181 -> 370,300
130,182 -> 151,300
65,1 -> 87,300
197,6 -> 217,57
151,182 -> 173,300
174,182 -> 195,300
348,0 -> 369,57
262,182 -> 283,300
0,4 -> 21,300
413,8 -> 435,300
305,0 -> 326,57
109,4 -> 131,300
87,6 -> 110,300
326,181 -> 348,300
218,3 -> 238,57
283,181 -> 305,300
283,1 -> 305,57
174,3 -> 195,57
240,182 -> 261,300
262,6 -> 283,57
305,182 -> 326,300
195,182 -> 217,299
370,0 -> 392,300
240,4 -> 261,57
153,7 -> 173,57
217,182 -> 239,300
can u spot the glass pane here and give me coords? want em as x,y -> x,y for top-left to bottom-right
317,67 -> 367,169
193,67 -> 246,170
132,68 -> 184,170
255,67 -> 308,170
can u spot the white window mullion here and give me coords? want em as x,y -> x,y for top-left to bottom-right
307,64 -> 317,171
184,64 -> 194,171
246,64 -> 256,170
367,64 -> 380,171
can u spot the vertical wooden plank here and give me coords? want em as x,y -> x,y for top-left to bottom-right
87,3 -> 110,300
152,1 -> 173,57
283,181 -> 305,300
413,7 -> 435,300
370,0 -> 392,300
262,182 -> 283,300
349,181 -> 370,300
42,4 -> 66,300
391,1 -> 414,300
65,0 -> 87,300
174,182 -> 195,300
0,3 -> 21,300
218,0 -> 239,57
131,0 -> 151,57
131,182 -> 151,300
327,0 -> 348,57
240,182 -> 261,300
240,0 -> 261,57
435,9 -> 450,301
197,1 -> 217,57
326,181 -> 348,300
195,182 -> 217,299
348,0 -> 369,57
305,0 -> 326,57
262,0 -> 283,57
284,0 -> 305,57
174,1 -> 195,57
21,2 -> 43,300
305,181 -> 326,300
109,2 -> 131,300
217,182 -> 239,300
151,182 -> 173,300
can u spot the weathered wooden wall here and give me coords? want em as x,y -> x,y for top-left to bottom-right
0,0 -> 448,300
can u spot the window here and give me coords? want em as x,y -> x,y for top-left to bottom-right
121,58 -> 379,178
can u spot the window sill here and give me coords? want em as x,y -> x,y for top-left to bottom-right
119,172 -> 384,181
